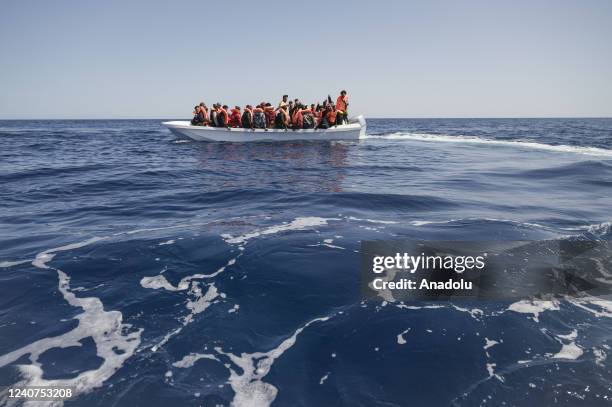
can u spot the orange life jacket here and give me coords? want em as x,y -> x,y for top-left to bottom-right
230,109 -> 241,127
264,106 -> 275,126
219,108 -> 229,126
291,110 -> 303,128
328,110 -> 337,124
336,95 -> 347,112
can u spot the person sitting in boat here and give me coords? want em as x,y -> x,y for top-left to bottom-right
217,105 -> 230,128
293,98 -> 301,114
209,104 -> 219,127
191,105 -> 206,126
241,105 -> 254,129
198,102 -> 210,126
252,104 -> 267,129
229,106 -> 242,128
289,104 -> 313,129
302,106 -> 316,129
288,100 -> 295,117
335,90 -> 349,125
311,104 -> 322,124
317,104 -> 336,129
291,105 -> 303,129
263,103 -> 276,128
274,105 -> 290,129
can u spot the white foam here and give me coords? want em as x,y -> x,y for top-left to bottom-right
32,237 -> 106,269
141,254 -> 241,351
215,316 -> 330,407
0,236 -> 141,405
451,305 -> 484,319
484,338 -> 499,350
0,259 -> 31,268
553,342 -> 583,360
557,330 -> 578,341
158,239 -> 175,246
507,299 -> 559,322
319,373 -> 330,385
368,132 -> 612,157
593,348 -> 607,366
140,274 -> 189,291
346,216 -> 398,225
396,304 -> 445,310
224,217 -> 334,245
308,239 -> 346,250
553,329 -> 583,360
151,282 -> 219,352
397,328 -> 411,345
568,297 -> 612,318
172,352 -> 219,368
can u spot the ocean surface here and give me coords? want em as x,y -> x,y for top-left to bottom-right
1,118 -> 612,406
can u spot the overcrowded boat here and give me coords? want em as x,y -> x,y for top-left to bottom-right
163,91 -> 367,142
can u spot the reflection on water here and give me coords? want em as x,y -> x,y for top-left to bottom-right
193,141 -> 352,193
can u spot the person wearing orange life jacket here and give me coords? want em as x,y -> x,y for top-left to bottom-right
327,104 -> 337,127
274,105 -> 290,129
291,105 -> 303,129
335,90 -> 349,125
301,105 -> 316,129
229,106 -> 242,127
198,102 -> 210,126
311,104 -> 322,126
217,105 -> 230,127
316,104 -> 335,129
252,104 -> 267,129
290,104 -> 315,129
263,103 -> 276,128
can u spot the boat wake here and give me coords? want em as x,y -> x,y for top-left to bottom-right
365,132 -> 612,157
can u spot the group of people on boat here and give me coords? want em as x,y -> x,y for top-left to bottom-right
190,91 -> 349,130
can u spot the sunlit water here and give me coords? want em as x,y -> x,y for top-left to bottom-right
1,118 -> 612,406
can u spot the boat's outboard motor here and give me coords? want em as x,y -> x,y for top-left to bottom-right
350,115 -> 367,126
350,115 -> 367,138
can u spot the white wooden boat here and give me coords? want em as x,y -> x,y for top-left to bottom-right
162,115 -> 366,142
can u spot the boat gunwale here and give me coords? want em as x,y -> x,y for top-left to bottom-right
162,120 -> 362,133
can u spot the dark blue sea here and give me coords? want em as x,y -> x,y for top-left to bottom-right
1,118 -> 612,406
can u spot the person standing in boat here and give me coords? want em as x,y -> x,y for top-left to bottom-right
278,95 -> 289,110
335,90 -> 349,125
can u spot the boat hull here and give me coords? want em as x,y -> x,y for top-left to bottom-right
162,115 -> 366,142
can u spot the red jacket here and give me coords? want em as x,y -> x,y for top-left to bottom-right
229,109 -> 242,127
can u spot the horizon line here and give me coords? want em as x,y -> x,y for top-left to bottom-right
1,116 -> 611,121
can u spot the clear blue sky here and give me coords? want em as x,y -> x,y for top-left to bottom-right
1,0 -> 611,119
